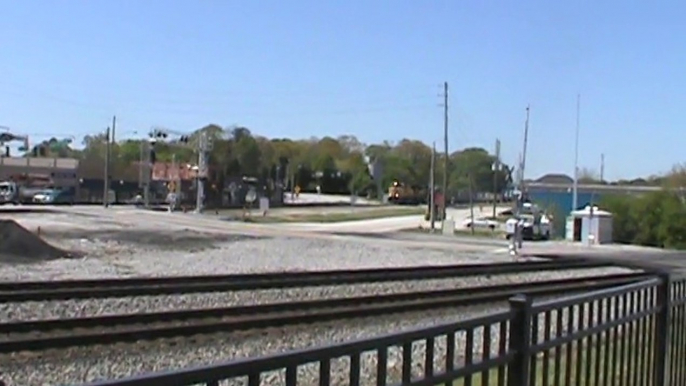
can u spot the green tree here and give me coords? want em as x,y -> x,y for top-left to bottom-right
601,188 -> 686,250
655,192 -> 686,249
599,194 -> 639,244
449,147 -> 509,196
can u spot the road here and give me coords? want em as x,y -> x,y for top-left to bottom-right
0,205 -> 511,254
283,193 -> 378,206
0,204 -> 509,236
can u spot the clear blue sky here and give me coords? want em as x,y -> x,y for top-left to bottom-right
1,0 -> 685,181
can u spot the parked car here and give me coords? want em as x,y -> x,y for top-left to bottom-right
462,217 -> 500,230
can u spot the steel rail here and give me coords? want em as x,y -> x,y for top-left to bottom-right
0,272 -> 647,353
0,259 -> 615,302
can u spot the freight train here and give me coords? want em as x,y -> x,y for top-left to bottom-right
387,180 -> 426,205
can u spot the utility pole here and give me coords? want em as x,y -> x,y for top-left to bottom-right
511,107 -> 530,255
521,106 -> 530,188
429,142 -> 436,231
443,82 -> 449,227
492,138 -> 501,219
515,107 -> 530,217
195,131 -> 211,213
103,126 -> 111,207
600,153 -> 605,183
103,115 -> 116,208
143,140 -> 151,208
171,153 -> 178,211
468,172 -> 475,235
572,94 -> 581,211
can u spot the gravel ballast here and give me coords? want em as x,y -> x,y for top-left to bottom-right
2,305 -> 498,386
1,297 -> 637,386
0,267 -> 633,322
0,211 -> 643,386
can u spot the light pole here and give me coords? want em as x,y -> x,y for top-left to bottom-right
572,94 -> 581,211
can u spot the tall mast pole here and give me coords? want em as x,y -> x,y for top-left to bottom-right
573,94 -> 580,211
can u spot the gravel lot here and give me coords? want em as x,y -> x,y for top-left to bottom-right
0,209 -> 642,386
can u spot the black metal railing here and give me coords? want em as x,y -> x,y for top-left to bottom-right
669,277 -> 686,386
80,274 -> 686,386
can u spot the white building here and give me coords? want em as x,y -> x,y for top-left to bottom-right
566,205 -> 614,245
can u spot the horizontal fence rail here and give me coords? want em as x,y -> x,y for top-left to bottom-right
65,275 -> 686,386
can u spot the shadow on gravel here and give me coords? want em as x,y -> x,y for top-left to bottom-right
40,228 -> 268,252
0,207 -> 58,214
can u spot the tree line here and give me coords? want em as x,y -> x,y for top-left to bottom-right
600,166 -> 686,250
30,124 -> 514,198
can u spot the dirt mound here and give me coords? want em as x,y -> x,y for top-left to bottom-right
0,220 -> 74,262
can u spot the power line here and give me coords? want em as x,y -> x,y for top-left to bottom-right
0,80 -> 440,117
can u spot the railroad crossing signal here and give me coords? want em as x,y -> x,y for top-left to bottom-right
150,129 -> 168,140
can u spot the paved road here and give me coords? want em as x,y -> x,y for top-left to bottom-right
14,205 -> 503,253
520,242 -> 686,274
281,205 -> 511,234
283,193 -> 378,206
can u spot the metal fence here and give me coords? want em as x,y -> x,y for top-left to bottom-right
86,274 -> 686,386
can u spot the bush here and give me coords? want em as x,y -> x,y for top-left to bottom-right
600,190 -> 686,249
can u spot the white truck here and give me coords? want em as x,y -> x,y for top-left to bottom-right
0,181 -> 45,205
505,202 -> 553,241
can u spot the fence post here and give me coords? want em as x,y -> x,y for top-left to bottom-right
655,273 -> 671,386
507,294 -> 533,386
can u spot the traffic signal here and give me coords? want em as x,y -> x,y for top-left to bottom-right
179,135 -> 190,143
4,146 -> 9,157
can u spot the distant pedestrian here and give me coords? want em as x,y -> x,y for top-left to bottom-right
166,192 -> 177,213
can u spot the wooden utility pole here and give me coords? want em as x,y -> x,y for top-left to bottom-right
441,81 -> 449,230
103,126 -> 110,207
468,172 -> 475,234
430,142 -> 436,231
103,115 -> 116,208
492,138 -> 501,219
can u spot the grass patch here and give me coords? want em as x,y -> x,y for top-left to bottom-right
243,207 -> 424,223
449,331 -> 654,386
454,228 -> 507,239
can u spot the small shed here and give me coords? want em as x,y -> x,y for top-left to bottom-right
565,205 -> 614,245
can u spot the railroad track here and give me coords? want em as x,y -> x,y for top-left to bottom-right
0,259 -> 615,302
0,272 -> 647,353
